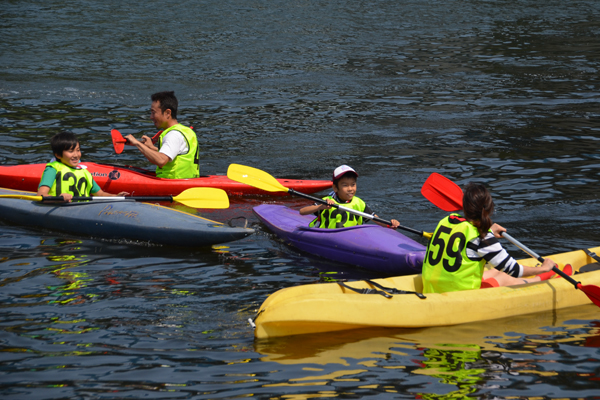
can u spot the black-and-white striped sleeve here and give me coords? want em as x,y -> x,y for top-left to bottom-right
466,232 -> 523,277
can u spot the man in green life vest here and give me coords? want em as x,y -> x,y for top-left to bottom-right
37,131 -> 128,201
299,165 -> 401,229
125,91 -> 200,179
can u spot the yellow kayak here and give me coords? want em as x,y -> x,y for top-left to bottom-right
252,246 -> 600,339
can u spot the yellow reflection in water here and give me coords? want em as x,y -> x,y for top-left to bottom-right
254,305 -> 600,398
291,369 -> 366,382
280,393 -> 337,399
48,257 -> 92,306
212,245 -> 230,254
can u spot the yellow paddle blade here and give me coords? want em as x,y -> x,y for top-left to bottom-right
173,187 -> 229,209
227,164 -> 289,193
0,194 -> 44,201
423,231 -> 432,239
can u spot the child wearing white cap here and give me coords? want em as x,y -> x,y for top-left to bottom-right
299,165 -> 400,229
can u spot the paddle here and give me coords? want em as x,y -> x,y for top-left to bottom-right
420,172 -> 463,212
0,187 -> 230,209
503,232 -> 600,306
111,129 -> 129,154
227,163 -> 432,239
421,172 -> 600,307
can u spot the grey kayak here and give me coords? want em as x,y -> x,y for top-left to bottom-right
0,188 -> 254,247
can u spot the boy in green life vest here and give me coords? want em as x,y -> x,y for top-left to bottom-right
124,91 -> 200,179
37,131 -> 129,202
299,165 -> 401,229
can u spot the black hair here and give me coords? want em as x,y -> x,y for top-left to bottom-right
151,91 -> 178,119
50,131 -> 79,158
463,182 -> 495,238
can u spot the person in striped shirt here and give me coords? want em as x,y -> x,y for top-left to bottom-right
422,183 -> 571,293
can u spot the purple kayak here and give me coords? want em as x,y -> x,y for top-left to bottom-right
253,204 -> 425,274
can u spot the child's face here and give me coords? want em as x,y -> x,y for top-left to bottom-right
56,143 -> 81,168
333,176 -> 357,202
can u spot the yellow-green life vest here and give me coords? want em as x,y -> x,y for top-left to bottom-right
156,124 -> 200,179
309,195 -> 367,229
422,214 -> 486,293
47,161 -> 95,197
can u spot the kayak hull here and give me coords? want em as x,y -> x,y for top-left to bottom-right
253,204 -> 425,274
254,304 -> 600,365
252,246 -> 600,338
0,188 -> 254,246
0,163 -> 332,197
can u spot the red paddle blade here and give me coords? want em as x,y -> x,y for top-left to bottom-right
421,173 -> 464,212
111,129 -> 127,154
579,284 -> 600,307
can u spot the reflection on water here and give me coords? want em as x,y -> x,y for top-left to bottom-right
414,344 -> 485,399
47,252 -> 93,306
254,305 -> 600,398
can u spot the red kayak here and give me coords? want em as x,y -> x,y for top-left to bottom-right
0,163 -> 332,197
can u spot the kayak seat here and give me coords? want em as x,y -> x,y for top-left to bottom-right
579,262 -> 600,274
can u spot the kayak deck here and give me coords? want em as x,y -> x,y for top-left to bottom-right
0,163 -> 332,197
253,204 -> 425,274
252,246 -> 600,339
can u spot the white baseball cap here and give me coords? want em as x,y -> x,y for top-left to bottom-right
333,165 -> 358,181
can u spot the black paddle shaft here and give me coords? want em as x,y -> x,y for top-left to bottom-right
287,188 -> 426,237
502,233 -> 582,288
